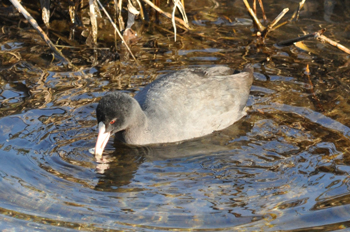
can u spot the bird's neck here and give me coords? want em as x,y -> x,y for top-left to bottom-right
123,102 -> 149,144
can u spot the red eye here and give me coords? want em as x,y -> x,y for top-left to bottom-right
110,119 -> 116,125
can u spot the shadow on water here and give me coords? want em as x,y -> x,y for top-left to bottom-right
2,0 -> 350,231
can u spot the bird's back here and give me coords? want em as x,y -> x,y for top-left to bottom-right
134,65 -> 253,144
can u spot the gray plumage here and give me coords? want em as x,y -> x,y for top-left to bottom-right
96,64 -> 253,145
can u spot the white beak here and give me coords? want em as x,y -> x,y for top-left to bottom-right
94,122 -> 111,158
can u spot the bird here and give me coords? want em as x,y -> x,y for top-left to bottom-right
94,64 -> 254,157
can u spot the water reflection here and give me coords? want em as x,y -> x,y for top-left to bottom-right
1,63 -> 350,230
2,96 -> 347,230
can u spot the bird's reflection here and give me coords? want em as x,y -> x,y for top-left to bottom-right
94,119 -> 253,191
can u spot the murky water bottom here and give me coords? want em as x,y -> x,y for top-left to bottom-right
2,0 -> 350,231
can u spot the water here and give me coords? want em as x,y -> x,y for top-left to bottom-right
1,0 -> 350,231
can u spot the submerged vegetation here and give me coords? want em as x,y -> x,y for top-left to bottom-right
1,0 -> 349,70
1,0 -> 350,119
1,0 -> 191,68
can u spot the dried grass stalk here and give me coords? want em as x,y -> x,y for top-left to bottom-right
262,8 -> 289,38
142,0 -> 190,29
243,0 -> 265,32
69,5 -> 76,24
172,0 -> 188,41
258,0 -> 267,21
10,0 -> 72,65
315,32 -> 350,55
114,0 -> 125,31
40,0 -> 50,28
89,0 -> 99,45
96,0 -> 139,64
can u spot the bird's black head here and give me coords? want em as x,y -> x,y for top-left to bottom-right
96,92 -> 135,134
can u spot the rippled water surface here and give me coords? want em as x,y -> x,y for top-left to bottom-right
1,0 -> 350,231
